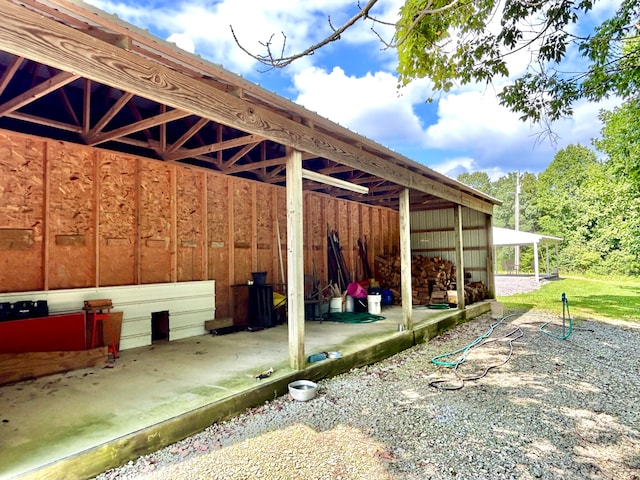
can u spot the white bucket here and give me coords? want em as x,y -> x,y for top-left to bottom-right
490,301 -> 504,319
367,294 -> 381,315
345,295 -> 354,312
330,297 -> 343,313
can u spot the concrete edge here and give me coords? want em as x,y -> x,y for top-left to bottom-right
22,302 -> 491,480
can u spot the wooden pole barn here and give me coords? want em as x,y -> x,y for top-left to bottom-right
0,0 -> 500,370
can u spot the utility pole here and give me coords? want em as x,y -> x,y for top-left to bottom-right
514,172 -> 521,273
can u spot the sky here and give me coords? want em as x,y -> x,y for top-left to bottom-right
85,0 -> 622,180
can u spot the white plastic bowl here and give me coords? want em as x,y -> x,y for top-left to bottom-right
288,380 -> 318,401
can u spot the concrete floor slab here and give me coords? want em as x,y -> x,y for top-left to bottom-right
0,303 -> 490,480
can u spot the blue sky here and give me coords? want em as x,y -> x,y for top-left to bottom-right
86,0 -> 621,180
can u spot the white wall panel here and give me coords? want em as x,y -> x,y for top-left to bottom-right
0,281 -> 215,350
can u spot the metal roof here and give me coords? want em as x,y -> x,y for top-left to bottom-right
493,227 -> 563,246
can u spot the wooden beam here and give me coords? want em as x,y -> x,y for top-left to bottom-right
224,157 -> 286,174
221,141 -> 262,171
399,188 -> 412,330
286,147 -> 305,370
454,205 -> 466,310
166,117 -> 209,154
7,111 -> 83,133
86,91 -> 134,139
82,27 -> 132,50
485,214 -> 495,298
0,3 -> 494,214
0,55 -> 23,96
165,134 -> 264,163
0,70 -> 78,116
87,109 -> 190,146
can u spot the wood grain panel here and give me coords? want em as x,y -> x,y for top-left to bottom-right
47,141 -> 95,289
0,132 -> 45,291
98,151 -> 136,286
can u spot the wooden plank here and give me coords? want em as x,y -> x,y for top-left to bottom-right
454,205 -> 466,310
486,214 -> 495,298
399,188 -> 412,330
286,147 -> 305,370
0,3 -> 494,214
204,317 -> 233,331
0,70 -> 78,116
55,234 -> 86,246
0,228 -> 34,250
0,347 -> 107,386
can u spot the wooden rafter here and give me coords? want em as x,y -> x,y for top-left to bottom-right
82,78 -> 91,134
47,67 -> 79,126
221,141 -> 262,171
6,111 -> 83,133
127,101 -> 157,145
165,134 -> 264,163
166,117 -> 209,154
0,55 -> 23,96
0,1 -> 495,213
86,109 -> 190,146
85,91 -> 133,139
0,70 -> 78,116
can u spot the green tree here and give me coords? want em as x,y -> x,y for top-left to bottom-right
456,171 -> 494,196
239,0 -> 640,125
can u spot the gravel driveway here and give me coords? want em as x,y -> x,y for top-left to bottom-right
96,282 -> 640,480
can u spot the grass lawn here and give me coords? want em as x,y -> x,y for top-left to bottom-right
497,276 -> 640,323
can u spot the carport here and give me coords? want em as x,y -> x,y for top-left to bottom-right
492,227 -> 563,281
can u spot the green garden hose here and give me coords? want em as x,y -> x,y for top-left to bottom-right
321,312 -> 385,323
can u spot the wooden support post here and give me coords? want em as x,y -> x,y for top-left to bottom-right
399,188 -> 412,330
454,205 -> 466,310
533,241 -> 539,282
485,214 -> 496,298
286,147 -> 305,370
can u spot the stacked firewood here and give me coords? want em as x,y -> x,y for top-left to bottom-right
374,253 -> 486,305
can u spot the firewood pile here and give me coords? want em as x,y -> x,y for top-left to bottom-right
374,253 -> 487,306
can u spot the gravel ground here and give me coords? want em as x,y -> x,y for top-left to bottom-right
95,281 -> 640,480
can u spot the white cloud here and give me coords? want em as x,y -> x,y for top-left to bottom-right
166,33 -> 195,54
293,66 -> 431,145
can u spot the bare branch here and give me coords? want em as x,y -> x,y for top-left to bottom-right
230,0 -> 380,69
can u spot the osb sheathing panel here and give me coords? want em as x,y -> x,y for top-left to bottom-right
176,168 -> 204,282
0,133 -> 45,292
98,151 -> 136,286
232,179 -> 252,284
207,173 -> 230,316
139,161 -> 173,284
0,130 -> 400,318
47,141 -> 95,289
255,183 -> 274,278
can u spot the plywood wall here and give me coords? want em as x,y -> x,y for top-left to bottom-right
0,129 -> 400,317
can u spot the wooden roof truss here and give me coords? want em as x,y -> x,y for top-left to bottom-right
0,0 -> 499,213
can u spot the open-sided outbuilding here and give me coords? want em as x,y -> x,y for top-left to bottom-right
0,0 -> 502,369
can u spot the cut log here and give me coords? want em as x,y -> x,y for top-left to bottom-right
374,253 -> 486,306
